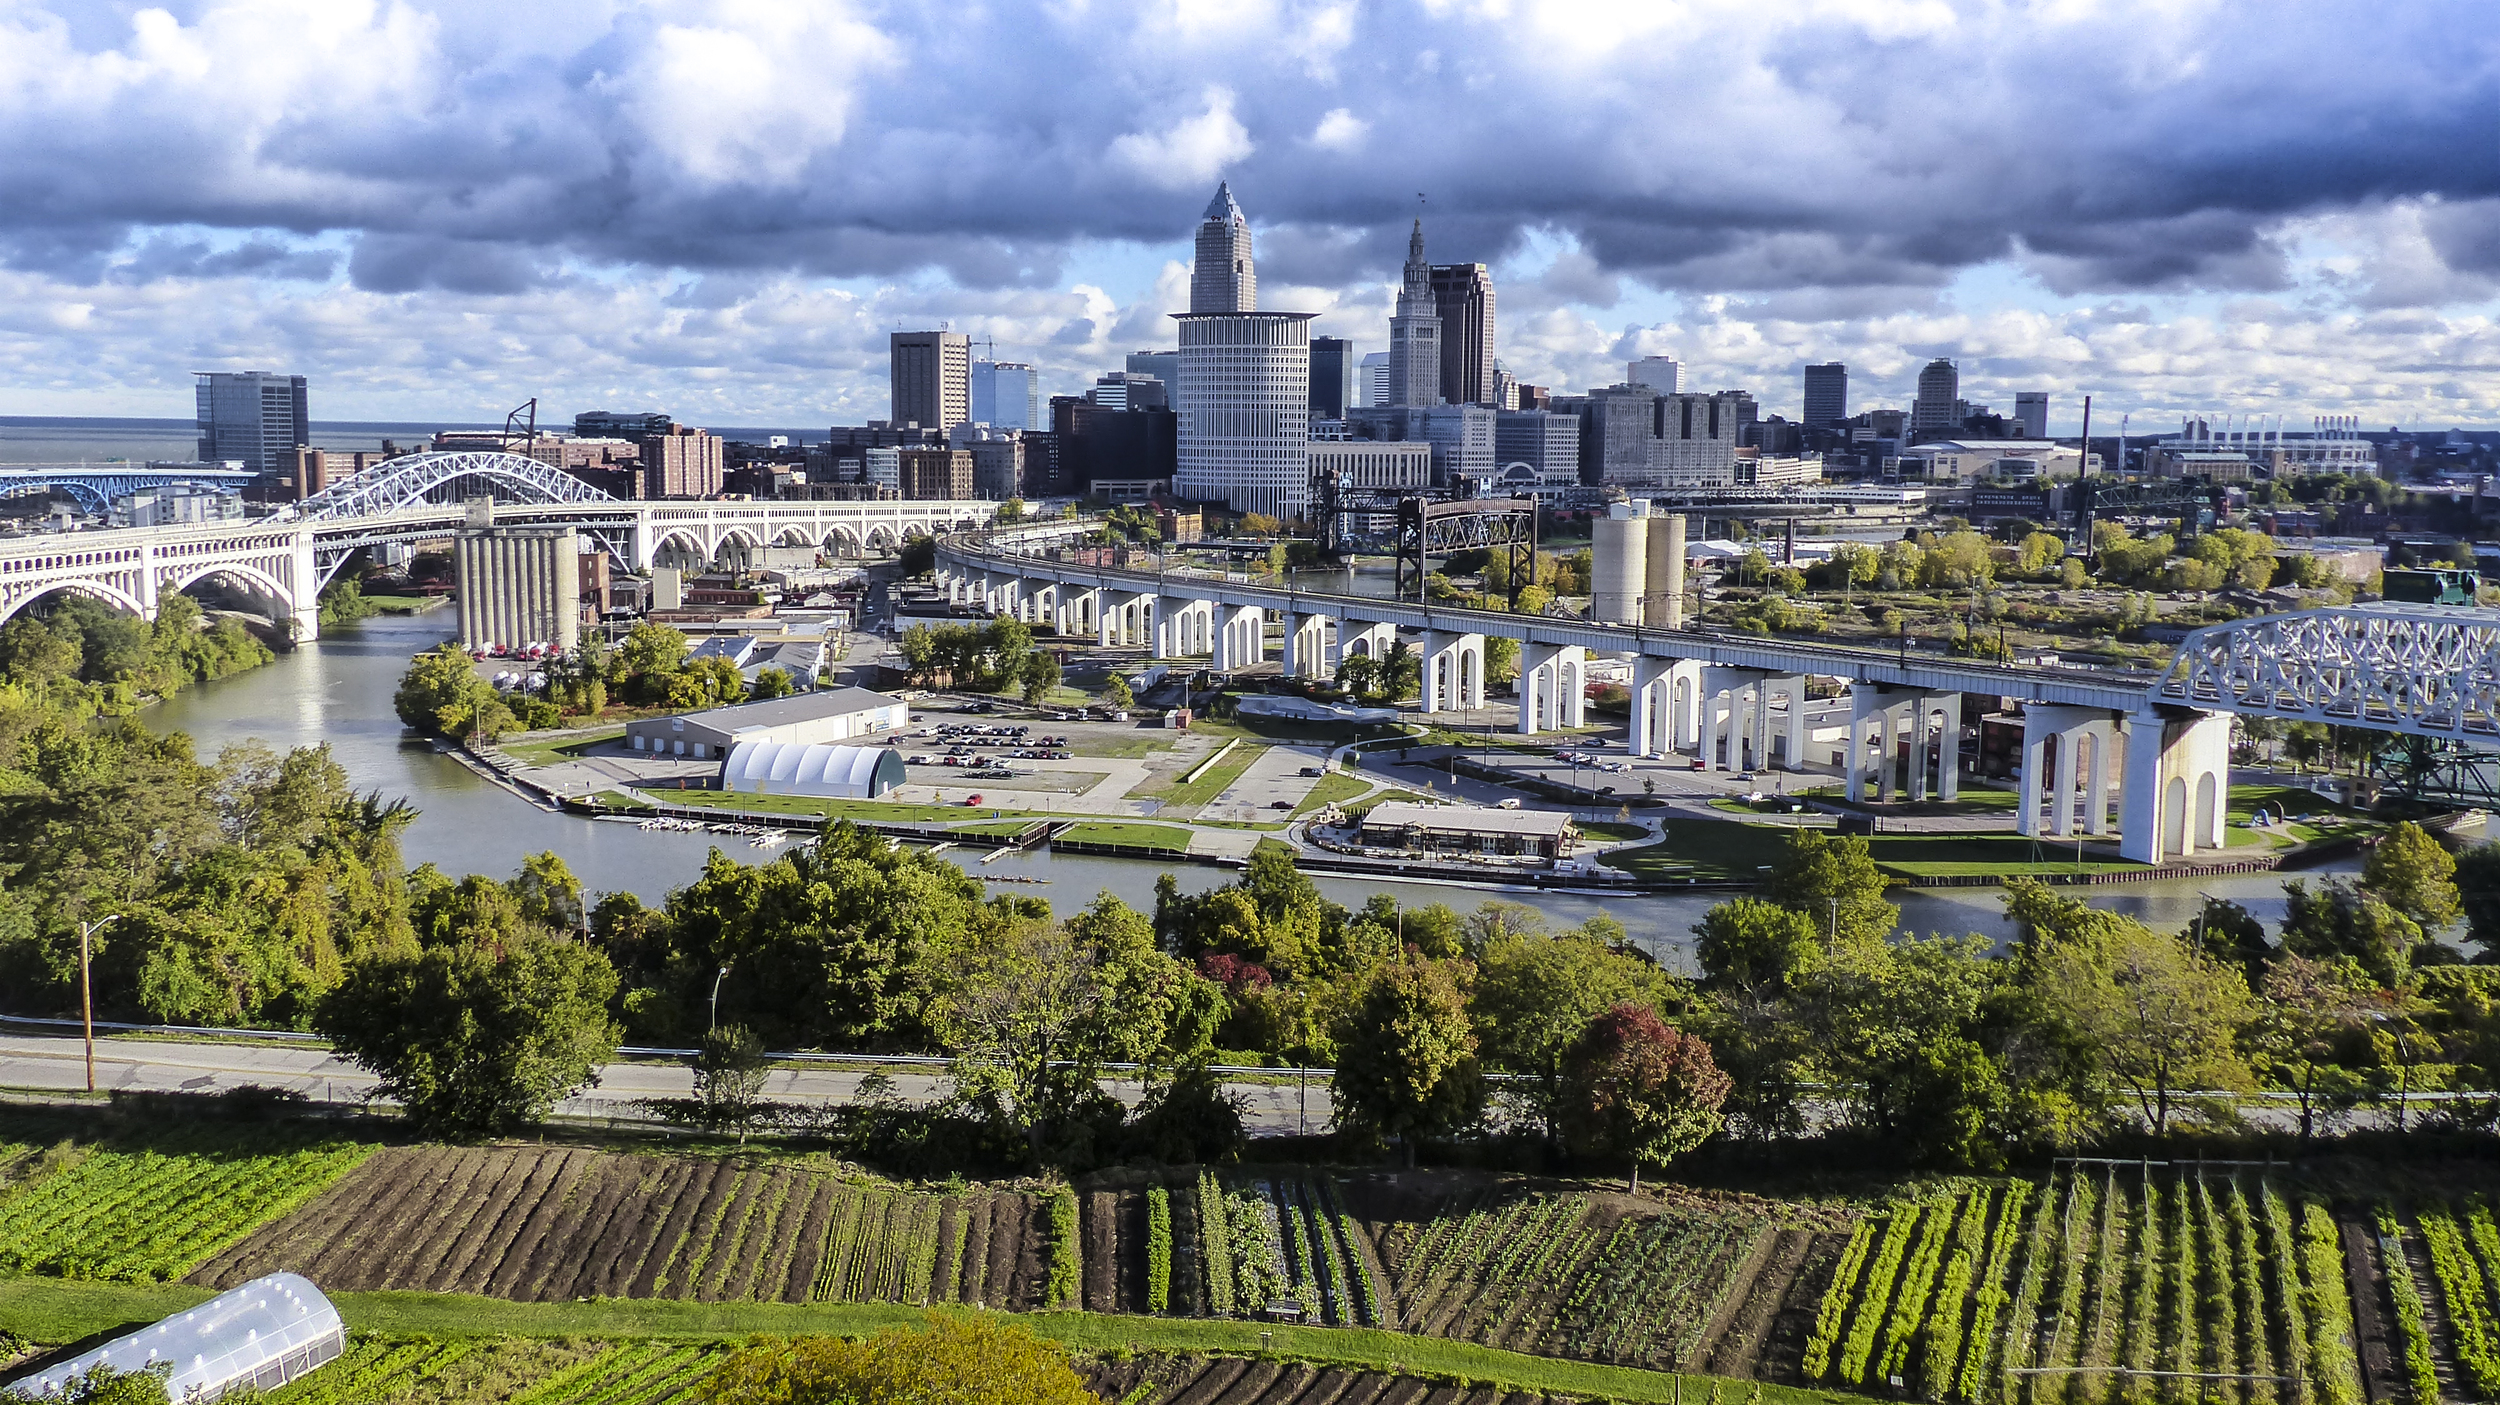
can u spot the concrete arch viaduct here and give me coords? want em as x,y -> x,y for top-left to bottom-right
940,519 -> 2500,867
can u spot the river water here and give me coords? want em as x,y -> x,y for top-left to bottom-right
143,610 -> 2355,962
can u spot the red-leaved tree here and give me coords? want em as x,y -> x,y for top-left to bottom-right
1559,1004 -> 1731,1190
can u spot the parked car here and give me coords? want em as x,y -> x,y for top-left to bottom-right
1270,800 -> 1295,810
965,794 -> 983,805
1299,766 -> 1325,777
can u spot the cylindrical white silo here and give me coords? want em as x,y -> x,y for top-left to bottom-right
1591,501 -> 1648,624
1647,512 -> 1688,629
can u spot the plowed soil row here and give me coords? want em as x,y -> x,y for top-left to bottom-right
191,1146 -> 837,1304
1084,1354 -> 1574,1404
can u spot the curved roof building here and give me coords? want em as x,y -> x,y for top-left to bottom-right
718,740 -> 906,799
6,1273 -> 344,1401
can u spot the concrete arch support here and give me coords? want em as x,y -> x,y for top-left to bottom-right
2119,709 -> 2230,862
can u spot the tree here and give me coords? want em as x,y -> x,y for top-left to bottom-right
1020,650 -> 1061,704
998,496 -> 1028,524
1331,955 -> 1481,1163
2363,821 -> 2462,933
2031,924 -> 2252,1134
747,667 -> 796,700
1103,673 -> 1135,710
1334,652 -> 1378,699
2455,840 -> 2500,955
2250,955 -> 2374,1145
1241,512 -> 1282,538
1759,829 -> 1894,948
392,644 -> 496,737
2181,896 -> 2271,986
1483,634 -> 1520,684
694,1316 -> 1095,1405
1471,926 -> 1675,1139
692,1023 -> 771,1139
2281,877 -> 2424,988
1558,1004 -> 1729,1189
315,932 -> 622,1139
1693,897 -> 1822,993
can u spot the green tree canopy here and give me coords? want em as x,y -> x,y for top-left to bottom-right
1759,829 -> 1894,947
1558,1003 -> 1730,1188
2031,922 -> 2252,1134
1330,954 -> 1481,1162
694,1316 -> 1095,1405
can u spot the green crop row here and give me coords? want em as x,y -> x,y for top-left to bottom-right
2375,1206 -> 2438,1405
1195,1170 -> 1235,1318
2294,1198 -> 2360,1405
1955,1179 -> 2035,1405
1318,1179 -> 1385,1328
0,1133 -> 371,1283
1046,1186 -> 1080,1310
1835,1201 -> 1925,1384
2418,1206 -> 2500,1397
1145,1186 -> 1173,1315
1803,1218 -> 1879,1381
1875,1194 -> 1962,1384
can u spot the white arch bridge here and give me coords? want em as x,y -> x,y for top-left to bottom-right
0,448 -> 994,637
945,522 -> 2500,866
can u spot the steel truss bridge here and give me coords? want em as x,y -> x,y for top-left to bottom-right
0,451 -> 997,640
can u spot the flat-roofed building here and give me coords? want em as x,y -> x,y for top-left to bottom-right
898,447 -> 974,500
1355,802 -> 1577,861
624,685 -> 907,760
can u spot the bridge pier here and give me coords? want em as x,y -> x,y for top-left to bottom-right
1517,643 -> 1586,734
1629,656 -> 1696,757
1334,620 -> 1397,678
1282,613 -> 1331,679
2116,709 -> 2230,863
1699,669 -> 1802,772
1847,686 -> 1956,801
1214,605 -> 1265,670
2016,705 -> 2127,839
1156,596 -> 1205,658
1421,631 -> 1484,714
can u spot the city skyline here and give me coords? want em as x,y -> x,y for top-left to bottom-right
4,2 -> 2499,431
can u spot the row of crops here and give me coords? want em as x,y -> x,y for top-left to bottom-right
262,1337 -> 723,1405
1191,1170 -> 1385,1327
2378,1200 -> 2500,1405
0,1124 -> 371,1283
1807,1170 -> 2365,1405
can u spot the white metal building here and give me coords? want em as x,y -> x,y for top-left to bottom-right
6,1273 -> 343,1401
624,686 -> 907,760
718,740 -> 906,799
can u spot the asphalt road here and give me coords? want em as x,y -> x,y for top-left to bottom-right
0,1033 -> 1339,1137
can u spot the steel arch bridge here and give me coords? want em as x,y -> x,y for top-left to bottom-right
293,451 -> 615,520
2154,603 -> 2500,741
0,465 -> 261,514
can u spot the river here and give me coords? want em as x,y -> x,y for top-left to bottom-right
143,610 -> 2357,962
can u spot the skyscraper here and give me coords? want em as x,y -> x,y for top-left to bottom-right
969,361 -> 1038,430
1386,221 -> 1443,407
1173,184 -> 1314,517
891,331 -> 971,433
1912,358 -> 1960,437
1358,352 -> 1390,407
1802,363 -> 1848,428
1191,182 -> 1256,314
1126,350 -> 1180,388
1626,356 -> 1681,396
194,371 -> 308,477
1310,337 -> 1354,419
2014,391 -> 2049,439
1429,262 -> 1495,406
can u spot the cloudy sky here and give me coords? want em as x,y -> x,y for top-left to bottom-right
5,0 -> 2500,433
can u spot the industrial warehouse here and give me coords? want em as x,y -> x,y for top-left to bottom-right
716,740 -> 907,799
1353,802 -> 1578,860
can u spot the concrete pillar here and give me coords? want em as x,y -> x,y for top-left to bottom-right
1748,680 -> 1771,774
2052,726 -> 2080,836
1631,656 -> 1671,757
1846,686 -> 1877,802
1421,630 -> 1447,712
1520,642 -> 1562,735
1938,700 -> 1962,802
2019,705 -> 2110,839
1700,688 -> 1724,770
1907,704 -> 1929,803
2120,712 -> 2166,861
2084,726 -> 2111,835
1282,612 -> 1308,678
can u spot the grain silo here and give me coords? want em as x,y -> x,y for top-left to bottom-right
1591,500 -> 1649,624
1645,511 -> 1688,629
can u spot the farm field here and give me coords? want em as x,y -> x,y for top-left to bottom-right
0,1116 -> 372,1283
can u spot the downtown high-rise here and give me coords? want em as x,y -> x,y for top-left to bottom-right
1429,261 -> 1494,406
1173,183 -> 1313,517
1386,221 -> 1442,407
195,370 -> 309,477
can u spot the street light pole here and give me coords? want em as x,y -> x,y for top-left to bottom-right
79,915 -> 117,1093
709,963 -> 732,1036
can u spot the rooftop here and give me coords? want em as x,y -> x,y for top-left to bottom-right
1358,802 -> 1576,838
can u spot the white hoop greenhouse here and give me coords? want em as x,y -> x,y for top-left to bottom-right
5,1273 -> 343,1401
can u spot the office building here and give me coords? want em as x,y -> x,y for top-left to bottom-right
890,331 -> 972,433
454,514 -> 583,652
970,361 -> 1039,430
1310,336 -> 1354,419
1089,372 -> 1168,411
897,447 -> 973,500
1653,391 -> 1754,487
194,371 -> 308,478
1802,363 -> 1848,428
1126,350 -> 1180,389
1495,410 -> 1583,492
1053,396 -> 1178,491
2014,391 -> 2049,439
950,424 -> 1025,499
1173,183 -> 1314,517
1386,222 -> 1443,407
1912,358 -> 1960,438
1626,356 -> 1681,396
1191,181 -> 1256,313
1358,351 -> 1391,408
1347,404 -> 1496,488
1429,263 -> 1496,406
641,425 -> 724,497
1555,384 -> 1660,485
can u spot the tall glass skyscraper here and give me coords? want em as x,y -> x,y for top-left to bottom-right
194,371 -> 308,476
1802,362 -> 1848,427
970,361 -> 1038,430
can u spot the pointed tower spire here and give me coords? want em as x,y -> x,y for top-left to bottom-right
1190,182 -> 1256,313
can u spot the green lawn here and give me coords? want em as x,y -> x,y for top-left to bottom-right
1290,770 -> 1375,816
0,1281 -> 1886,1405
1604,817 -> 1794,881
1864,832 -> 2146,878
586,790 -> 644,810
1151,742 -> 1269,811
499,725 -> 626,768
1826,785 -> 2021,817
1578,820 -> 1649,842
1059,821 -> 1193,851
1073,733 -> 1176,758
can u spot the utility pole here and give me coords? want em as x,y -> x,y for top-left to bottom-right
79,915 -> 117,1093
709,963 -> 732,1035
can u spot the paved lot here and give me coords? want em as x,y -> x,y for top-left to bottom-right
0,1033 -> 1336,1135
1201,743 -> 1331,824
